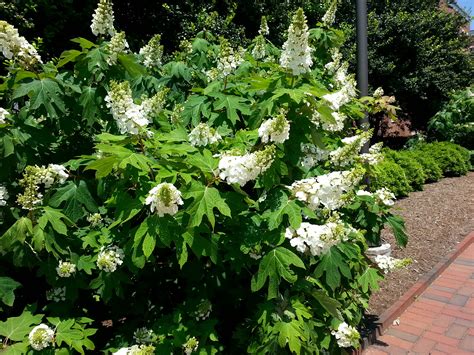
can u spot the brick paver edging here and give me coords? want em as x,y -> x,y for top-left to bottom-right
351,230 -> 474,354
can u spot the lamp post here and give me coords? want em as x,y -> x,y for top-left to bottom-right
356,0 -> 370,154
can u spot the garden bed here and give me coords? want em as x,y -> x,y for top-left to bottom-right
367,171 -> 474,316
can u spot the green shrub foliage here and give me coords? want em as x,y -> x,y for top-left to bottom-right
428,86 -> 474,150
405,151 -> 442,183
384,150 -> 425,191
370,159 -> 412,197
0,3 -> 408,354
417,142 -> 470,176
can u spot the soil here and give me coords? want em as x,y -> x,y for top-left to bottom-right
367,171 -> 474,316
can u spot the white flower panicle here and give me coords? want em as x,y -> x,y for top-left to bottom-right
359,142 -> 383,165
145,183 -> 183,217
373,87 -> 384,98
259,16 -> 270,36
0,185 -> 9,206
322,81 -> 356,111
179,39 -> 193,54
322,0 -> 338,26
329,131 -> 371,167
29,324 -> 55,351
97,245 -> 124,272
188,123 -> 222,147
57,261 -> 76,277
374,188 -> 395,206
114,345 -> 156,355
300,144 -> 330,169
48,164 -> 69,185
139,34 -> 164,68
356,187 -> 395,207
311,109 -> 346,132
285,221 -> 351,256
105,81 -> 149,135
289,169 -> 363,210
133,327 -> 155,344
251,35 -> 266,60
46,287 -> 66,302
258,109 -> 291,144
218,145 -> 275,186
0,21 -> 42,69
87,213 -> 104,227
91,0 -> 115,37
331,322 -> 360,348
106,31 -> 129,65
183,337 -> 199,355
17,165 -> 68,210
141,88 -> 169,120
324,48 -> 342,73
280,8 -> 313,75
170,103 -> 184,125
0,107 -> 10,124
252,17 -> 269,59
194,299 -> 213,321
209,38 -> 245,80
374,255 -> 409,274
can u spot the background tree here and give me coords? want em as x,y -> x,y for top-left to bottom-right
1,0 -> 472,129
336,0 -> 473,129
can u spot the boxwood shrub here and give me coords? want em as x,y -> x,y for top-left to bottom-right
370,159 -> 412,197
404,150 -> 442,183
384,149 -> 426,190
416,142 -> 470,176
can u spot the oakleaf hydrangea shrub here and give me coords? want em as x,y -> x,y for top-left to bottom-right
0,2 -> 408,353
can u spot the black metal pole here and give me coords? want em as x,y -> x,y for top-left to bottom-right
356,0 -> 370,154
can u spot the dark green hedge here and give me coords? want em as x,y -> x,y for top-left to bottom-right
371,142 -> 471,197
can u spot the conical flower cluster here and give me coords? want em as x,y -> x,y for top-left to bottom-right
322,0 -> 338,26
188,123 -> 222,147
0,107 -> 10,124
207,38 -> 245,80
0,21 -> 42,69
280,8 -> 313,75
106,31 -> 129,65
91,0 -> 115,37
331,322 -> 360,348
105,81 -> 149,135
258,109 -> 291,144
139,34 -> 164,68
218,145 -> 275,186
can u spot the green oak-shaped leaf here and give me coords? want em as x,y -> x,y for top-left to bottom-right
183,181 -> 231,228
251,247 -> 305,299
0,277 -> 21,307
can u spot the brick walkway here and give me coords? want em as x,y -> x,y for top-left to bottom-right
365,242 -> 474,354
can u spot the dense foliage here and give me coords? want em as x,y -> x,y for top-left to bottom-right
0,3 -> 412,353
2,0 -> 472,131
428,85 -> 474,150
339,0 -> 473,128
383,150 -> 426,191
371,142 -> 471,197
370,159 -> 412,197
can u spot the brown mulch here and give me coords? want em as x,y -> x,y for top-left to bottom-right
367,171 -> 474,316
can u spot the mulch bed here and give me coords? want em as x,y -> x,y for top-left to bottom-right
367,172 -> 474,316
